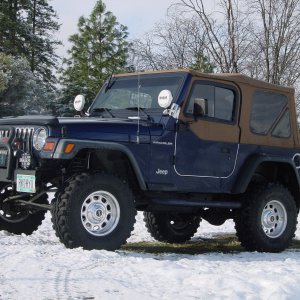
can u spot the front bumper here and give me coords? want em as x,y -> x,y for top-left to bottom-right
0,143 -> 13,182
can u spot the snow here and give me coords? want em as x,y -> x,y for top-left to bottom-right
1,198 -> 300,299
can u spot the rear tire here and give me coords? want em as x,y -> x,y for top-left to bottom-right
51,173 -> 136,251
234,183 -> 297,252
143,212 -> 201,243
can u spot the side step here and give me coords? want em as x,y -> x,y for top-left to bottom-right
151,198 -> 241,209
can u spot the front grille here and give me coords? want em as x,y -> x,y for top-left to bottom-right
0,148 -> 8,167
15,127 -> 34,153
0,129 -> 10,139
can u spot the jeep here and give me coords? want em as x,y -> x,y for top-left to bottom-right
0,69 -> 299,252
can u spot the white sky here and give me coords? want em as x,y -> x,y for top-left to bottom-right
51,0 -> 179,58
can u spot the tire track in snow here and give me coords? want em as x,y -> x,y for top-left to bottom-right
52,267 -> 75,299
49,262 -> 97,299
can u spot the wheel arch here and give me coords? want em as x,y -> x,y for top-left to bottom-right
53,139 -> 147,191
233,154 -> 300,209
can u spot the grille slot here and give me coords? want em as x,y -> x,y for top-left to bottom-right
15,127 -> 34,153
0,148 -> 8,167
0,129 -> 11,139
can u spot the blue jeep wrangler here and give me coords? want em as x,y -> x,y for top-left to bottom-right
0,69 -> 299,252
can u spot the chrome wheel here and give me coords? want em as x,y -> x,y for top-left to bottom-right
81,191 -> 120,236
261,200 -> 287,238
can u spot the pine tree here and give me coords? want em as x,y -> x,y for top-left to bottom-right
0,0 -> 60,86
0,53 -> 55,117
59,0 -> 130,112
0,0 -> 29,55
25,0 -> 60,84
190,51 -> 214,73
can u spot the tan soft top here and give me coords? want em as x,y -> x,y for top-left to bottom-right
115,69 -> 295,94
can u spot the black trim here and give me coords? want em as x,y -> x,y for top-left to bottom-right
52,139 -> 147,190
233,154 -> 300,193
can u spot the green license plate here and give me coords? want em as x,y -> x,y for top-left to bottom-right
16,174 -> 36,193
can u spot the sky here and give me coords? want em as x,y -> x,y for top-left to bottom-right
51,0 -> 180,58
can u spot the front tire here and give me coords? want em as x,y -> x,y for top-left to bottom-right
234,183 -> 298,252
143,212 -> 201,243
0,185 -> 48,235
51,173 -> 136,251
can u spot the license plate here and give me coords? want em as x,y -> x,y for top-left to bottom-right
16,174 -> 36,193
0,150 -> 7,167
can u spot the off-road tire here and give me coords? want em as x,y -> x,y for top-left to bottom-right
51,173 -> 136,251
234,183 -> 298,252
0,185 -> 48,235
143,212 -> 201,243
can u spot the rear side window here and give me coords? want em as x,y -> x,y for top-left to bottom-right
250,91 -> 288,135
272,110 -> 291,138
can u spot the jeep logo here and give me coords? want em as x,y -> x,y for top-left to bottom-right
156,168 -> 168,175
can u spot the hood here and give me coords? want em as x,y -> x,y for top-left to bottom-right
58,117 -> 154,142
0,115 -> 59,126
0,115 -> 165,143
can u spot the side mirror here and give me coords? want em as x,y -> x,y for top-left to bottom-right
193,98 -> 207,120
74,95 -> 86,112
163,103 -> 180,119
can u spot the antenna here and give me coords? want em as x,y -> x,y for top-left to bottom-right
136,66 -> 141,144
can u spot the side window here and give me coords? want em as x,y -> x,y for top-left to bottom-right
250,91 -> 288,135
215,87 -> 235,121
186,82 -> 235,122
272,110 -> 291,138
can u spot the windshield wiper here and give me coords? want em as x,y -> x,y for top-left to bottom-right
90,108 -> 114,118
125,107 -> 153,121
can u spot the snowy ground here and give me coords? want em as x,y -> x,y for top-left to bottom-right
0,200 -> 300,300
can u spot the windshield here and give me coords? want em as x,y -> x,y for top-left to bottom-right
89,74 -> 184,114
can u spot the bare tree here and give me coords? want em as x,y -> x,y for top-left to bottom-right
177,0 -> 252,73
132,0 -> 300,112
131,9 -> 213,71
248,0 -> 300,85
177,0 -> 300,86
131,35 -> 162,70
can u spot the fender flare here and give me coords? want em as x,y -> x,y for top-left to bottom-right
52,139 -> 147,190
232,154 -> 300,194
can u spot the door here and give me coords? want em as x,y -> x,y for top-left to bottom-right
174,80 -> 240,178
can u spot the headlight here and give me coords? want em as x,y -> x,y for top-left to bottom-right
33,128 -> 47,151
